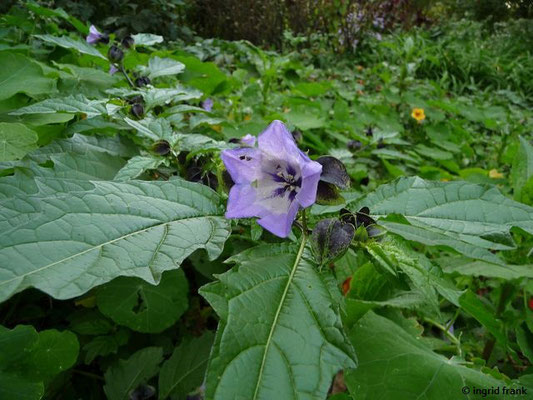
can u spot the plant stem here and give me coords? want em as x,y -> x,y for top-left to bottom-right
119,64 -> 135,88
301,209 -> 308,236
423,317 -> 461,352
72,369 -> 104,381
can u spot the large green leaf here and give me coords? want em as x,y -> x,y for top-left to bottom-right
0,176 -> 230,302
114,155 -> 164,181
344,311 -> 522,400
200,241 -> 356,400
350,177 -> 533,262
437,257 -> 533,280
96,269 -> 188,333
0,52 -> 56,101
104,347 -> 163,400
0,123 -> 38,161
34,34 -> 107,59
10,95 -> 107,118
159,332 -> 214,400
143,56 -> 185,80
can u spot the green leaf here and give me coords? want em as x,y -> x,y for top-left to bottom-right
0,373 -> 43,400
97,269 -> 188,333
0,52 -> 56,101
345,312 -> 522,400
0,123 -> 38,161
0,325 -> 79,398
143,57 -> 185,79
34,34 -> 106,59
159,332 -> 214,400
30,329 -> 79,378
131,33 -> 164,46
10,95 -> 107,118
516,324 -> 533,364
83,336 -> 118,364
174,55 -> 228,95
114,156 -> 165,181
0,177 -> 230,302
437,257 -> 533,280
104,347 -> 163,400
350,177 -> 533,259
200,241 -> 356,400
459,290 -> 509,349
511,136 -> 533,201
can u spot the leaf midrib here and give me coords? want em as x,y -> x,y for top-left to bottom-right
251,235 -> 307,400
0,214 -> 220,289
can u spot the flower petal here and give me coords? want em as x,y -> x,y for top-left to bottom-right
258,120 -> 301,161
221,148 -> 262,184
257,200 -> 299,238
241,134 -> 256,147
296,160 -> 322,208
225,184 -> 260,219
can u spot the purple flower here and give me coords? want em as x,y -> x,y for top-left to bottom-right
109,64 -> 118,75
221,120 -> 322,238
86,25 -> 104,45
201,98 -> 213,112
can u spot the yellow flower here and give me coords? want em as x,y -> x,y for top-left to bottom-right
489,169 -> 504,179
411,108 -> 425,123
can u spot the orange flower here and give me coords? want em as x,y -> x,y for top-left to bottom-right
411,108 -> 425,123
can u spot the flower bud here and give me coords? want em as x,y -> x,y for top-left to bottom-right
108,45 -> 123,63
347,140 -> 362,151
131,103 -> 144,118
121,35 -> 134,49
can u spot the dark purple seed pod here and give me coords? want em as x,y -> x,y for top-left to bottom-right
135,76 -> 151,87
127,95 -> 144,105
311,218 -> 355,266
347,140 -> 362,151
365,126 -> 373,137
360,176 -> 370,186
107,45 -> 124,63
131,103 -> 144,118
121,35 -> 134,49
377,139 -> 385,149
99,34 -> 110,44
152,140 -> 171,155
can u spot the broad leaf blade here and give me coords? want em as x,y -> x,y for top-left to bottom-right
104,347 -> 163,400
0,178 -> 230,302
34,34 -> 107,59
200,241 -> 356,400
350,177 -> 533,259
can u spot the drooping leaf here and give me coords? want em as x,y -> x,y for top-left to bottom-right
344,311 -> 522,400
437,257 -> 533,280
159,332 -> 215,400
0,177 -> 230,302
131,33 -> 164,46
350,177 -> 533,261
104,347 -> 163,400
114,156 -> 165,181
96,269 -> 188,333
200,241 -> 356,400
10,95 -> 107,118
0,123 -> 38,161
0,52 -> 56,101
34,34 -> 107,59
143,57 -> 185,79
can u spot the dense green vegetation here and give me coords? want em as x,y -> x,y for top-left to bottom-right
0,2 -> 533,399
